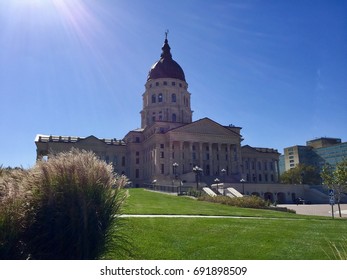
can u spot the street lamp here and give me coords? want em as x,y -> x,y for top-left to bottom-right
152,179 -> 157,190
173,162 -> 179,179
221,168 -> 226,190
193,165 -> 203,190
240,178 -> 246,195
214,178 -> 221,194
173,162 -> 179,193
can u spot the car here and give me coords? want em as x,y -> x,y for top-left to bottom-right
295,198 -> 311,205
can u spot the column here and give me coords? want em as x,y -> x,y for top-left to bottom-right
199,142 -> 203,168
209,143 -> 213,176
180,141 -> 184,173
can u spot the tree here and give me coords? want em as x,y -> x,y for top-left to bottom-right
321,159 -> 347,218
280,164 -> 321,185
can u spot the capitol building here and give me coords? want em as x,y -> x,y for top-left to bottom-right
35,35 -> 280,189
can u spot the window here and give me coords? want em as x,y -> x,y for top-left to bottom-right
136,158 -> 139,164
163,81 -> 167,85
172,81 -> 176,86
158,93 -> 163,102
135,169 -> 139,178
179,83 -> 182,87
156,82 -> 159,86
136,151 -> 139,156
135,137 -> 140,143
172,113 -> 177,122
113,156 -> 117,165
161,164 -> 164,174
171,93 -> 176,102
160,152 -> 164,158
152,94 -> 156,103
258,174 -> 262,181
122,156 -> 125,166
258,162 -> 261,170
160,144 -> 164,148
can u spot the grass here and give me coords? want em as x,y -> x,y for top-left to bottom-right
123,189 -> 327,219
103,189 -> 347,260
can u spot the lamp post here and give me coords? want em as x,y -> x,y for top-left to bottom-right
221,168 -> 226,180
240,178 -> 246,195
152,179 -> 157,190
173,162 -> 179,193
214,178 -> 220,194
193,165 -> 203,190
173,162 -> 178,179
221,168 -> 226,192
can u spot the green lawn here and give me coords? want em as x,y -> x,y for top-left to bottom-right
104,189 -> 347,260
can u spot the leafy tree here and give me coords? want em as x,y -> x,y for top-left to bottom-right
280,164 -> 321,185
321,159 -> 347,217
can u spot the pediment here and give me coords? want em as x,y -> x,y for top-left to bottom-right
171,118 -> 238,137
76,135 -> 105,146
241,145 -> 256,153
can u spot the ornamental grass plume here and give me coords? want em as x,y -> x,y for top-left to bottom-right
23,149 -> 128,260
0,149 -> 128,260
324,237 -> 347,260
0,168 -> 30,259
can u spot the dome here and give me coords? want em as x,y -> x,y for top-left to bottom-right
147,38 -> 186,82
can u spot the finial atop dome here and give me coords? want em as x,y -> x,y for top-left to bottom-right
161,30 -> 172,59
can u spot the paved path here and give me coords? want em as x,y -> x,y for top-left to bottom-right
121,204 -> 347,219
279,204 -> 347,218
121,214 -> 268,219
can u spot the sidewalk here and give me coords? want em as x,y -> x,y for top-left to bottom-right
279,204 -> 347,218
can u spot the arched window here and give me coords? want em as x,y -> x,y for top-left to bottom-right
158,93 -> 163,102
171,93 -> 176,102
152,94 -> 156,103
172,113 -> 177,122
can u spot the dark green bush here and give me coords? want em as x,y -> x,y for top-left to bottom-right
198,195 -> 269,209
197,195 -> 296,213
0,149 -> 128,259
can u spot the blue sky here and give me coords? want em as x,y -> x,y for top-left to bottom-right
0,0 -> 346,168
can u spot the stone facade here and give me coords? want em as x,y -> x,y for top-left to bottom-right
35,36 -> 280,188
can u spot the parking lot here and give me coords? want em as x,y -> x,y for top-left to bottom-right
279,203 -> 347,218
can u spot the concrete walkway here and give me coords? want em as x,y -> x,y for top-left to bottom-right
120,214 -> 316,221
279,203 -> 347,218
121,204 -> 347,219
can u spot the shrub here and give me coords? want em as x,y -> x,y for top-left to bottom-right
0,149 -> 128,260
197,195 -> 296,213
198,195 -> 269,209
